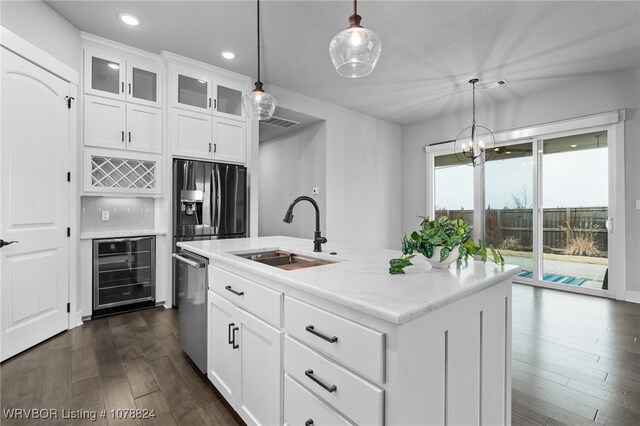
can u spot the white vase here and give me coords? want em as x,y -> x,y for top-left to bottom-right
425,245 -> 460,269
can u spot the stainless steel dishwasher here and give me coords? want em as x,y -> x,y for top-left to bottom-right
172,249 -> 208,373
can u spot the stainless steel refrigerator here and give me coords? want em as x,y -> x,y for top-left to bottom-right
172,159 -> 246,306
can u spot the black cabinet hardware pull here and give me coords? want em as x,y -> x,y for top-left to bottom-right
214,99 -> 217,109
305,369 -> 337,393
121,131 -> 125,142
128,132 -> 131,143
208,143 -> 212,153
209,98 -> 212,108
128,83 -> 131,94
232,326 -> 239,349
0,240 -> 18,249
213,143 -> 217,153
305,420 -> 314,426
121,82 -> 124,93
228,323 -> 235,345
306,325 -> 338,343
225,285 -> 244,296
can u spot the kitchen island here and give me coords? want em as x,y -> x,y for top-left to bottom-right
178,236 -> 520,426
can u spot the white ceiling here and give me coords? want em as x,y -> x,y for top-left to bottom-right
46,1 -> 640,125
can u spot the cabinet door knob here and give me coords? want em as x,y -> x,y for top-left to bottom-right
306,325 -> 338,343
305,369 -> 337,393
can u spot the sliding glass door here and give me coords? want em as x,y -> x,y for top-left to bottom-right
430,126 -> 615,298
484,142 -> 534,276
540,131 -> 609,291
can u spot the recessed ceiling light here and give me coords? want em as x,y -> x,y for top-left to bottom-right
119,13 -> 141,26
221,51 -> 236,60
107,63 -> 120,70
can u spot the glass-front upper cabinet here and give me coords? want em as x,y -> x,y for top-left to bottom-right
214,80 -> 245,119
172,66 -> 212,113
84,46 -> 126,101
126,58 -> 163,108
84,47 -> 163,108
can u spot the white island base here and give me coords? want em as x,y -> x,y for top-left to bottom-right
179,236 -> 517,426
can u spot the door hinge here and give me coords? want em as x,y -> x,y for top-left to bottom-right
65,96 -> 75,109
67,172 -> 71,182
67,302 -> 70,313
67,227 -> 71,237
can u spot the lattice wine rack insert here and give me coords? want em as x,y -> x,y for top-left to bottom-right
91,155 -> 156,190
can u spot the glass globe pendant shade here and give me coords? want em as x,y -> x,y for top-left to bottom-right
243,82 -> 276,121
329,16 -> 382,78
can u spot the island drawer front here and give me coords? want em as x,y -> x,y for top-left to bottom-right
284,296 -> 385,383
284,373 -> 353,426
285,336 -> 384,426
209,265 -> 282,327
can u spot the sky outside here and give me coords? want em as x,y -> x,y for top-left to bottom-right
434,147 -> 608,210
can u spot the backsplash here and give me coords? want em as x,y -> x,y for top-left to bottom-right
81,197 -> 155,233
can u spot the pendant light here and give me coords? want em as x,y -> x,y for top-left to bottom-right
329,0 -> 382,78
454,79 -> 495,167
243,0 -> 276,121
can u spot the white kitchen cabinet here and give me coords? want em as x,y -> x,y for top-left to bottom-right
84,95 -> 162,154
84,96 -> 126,150
168,61 -> 248,163
84,45 -> 163,108
171,110 -> 246,164
213,117 -> 247,164
126,104 -> 162,154
83,148 -> 161,195
126,58 -> 163,108
171,108 -> 212,159
170,66 -> 246,120
208,291 -> 282,426
84,46 -> 126,101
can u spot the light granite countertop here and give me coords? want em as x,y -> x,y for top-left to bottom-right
178,236 -> 520,325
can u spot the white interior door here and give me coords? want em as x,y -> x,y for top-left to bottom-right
1,48 -> 70,361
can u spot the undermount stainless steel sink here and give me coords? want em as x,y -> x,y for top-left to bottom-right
235,250 -> 336,270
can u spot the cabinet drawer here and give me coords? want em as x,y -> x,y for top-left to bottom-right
208,266 -> 282,327
285,296 -> 385,383
284,373 -> 352,426
285,336 -> 384,426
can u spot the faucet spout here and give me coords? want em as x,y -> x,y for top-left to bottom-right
283,196 -> 327,252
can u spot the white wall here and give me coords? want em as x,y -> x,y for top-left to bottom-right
259,122 -> 326,239
263,84 -> 403,250
1,0 -> 80,71
401,66 -> 640,293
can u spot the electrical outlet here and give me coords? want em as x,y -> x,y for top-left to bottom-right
101,210 -> 110,221
312,187 -> 319,195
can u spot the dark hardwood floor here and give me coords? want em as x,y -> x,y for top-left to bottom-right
2,284 -> 640,425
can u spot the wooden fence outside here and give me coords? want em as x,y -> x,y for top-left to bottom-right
435,207 -> 608,255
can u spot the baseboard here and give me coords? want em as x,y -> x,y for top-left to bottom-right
625,290 -> 640,304
69,311 -> 84,328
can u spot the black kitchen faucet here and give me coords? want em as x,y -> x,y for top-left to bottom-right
283,196 -> 327,252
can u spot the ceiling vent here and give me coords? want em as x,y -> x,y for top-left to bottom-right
261,116 -> 300,129
479,79 -> 508,90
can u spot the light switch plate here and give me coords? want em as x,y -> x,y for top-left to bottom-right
101,210 -> 110,221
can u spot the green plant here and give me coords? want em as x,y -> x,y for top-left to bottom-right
561,221 -> 600,256
388,216 -> 505,275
